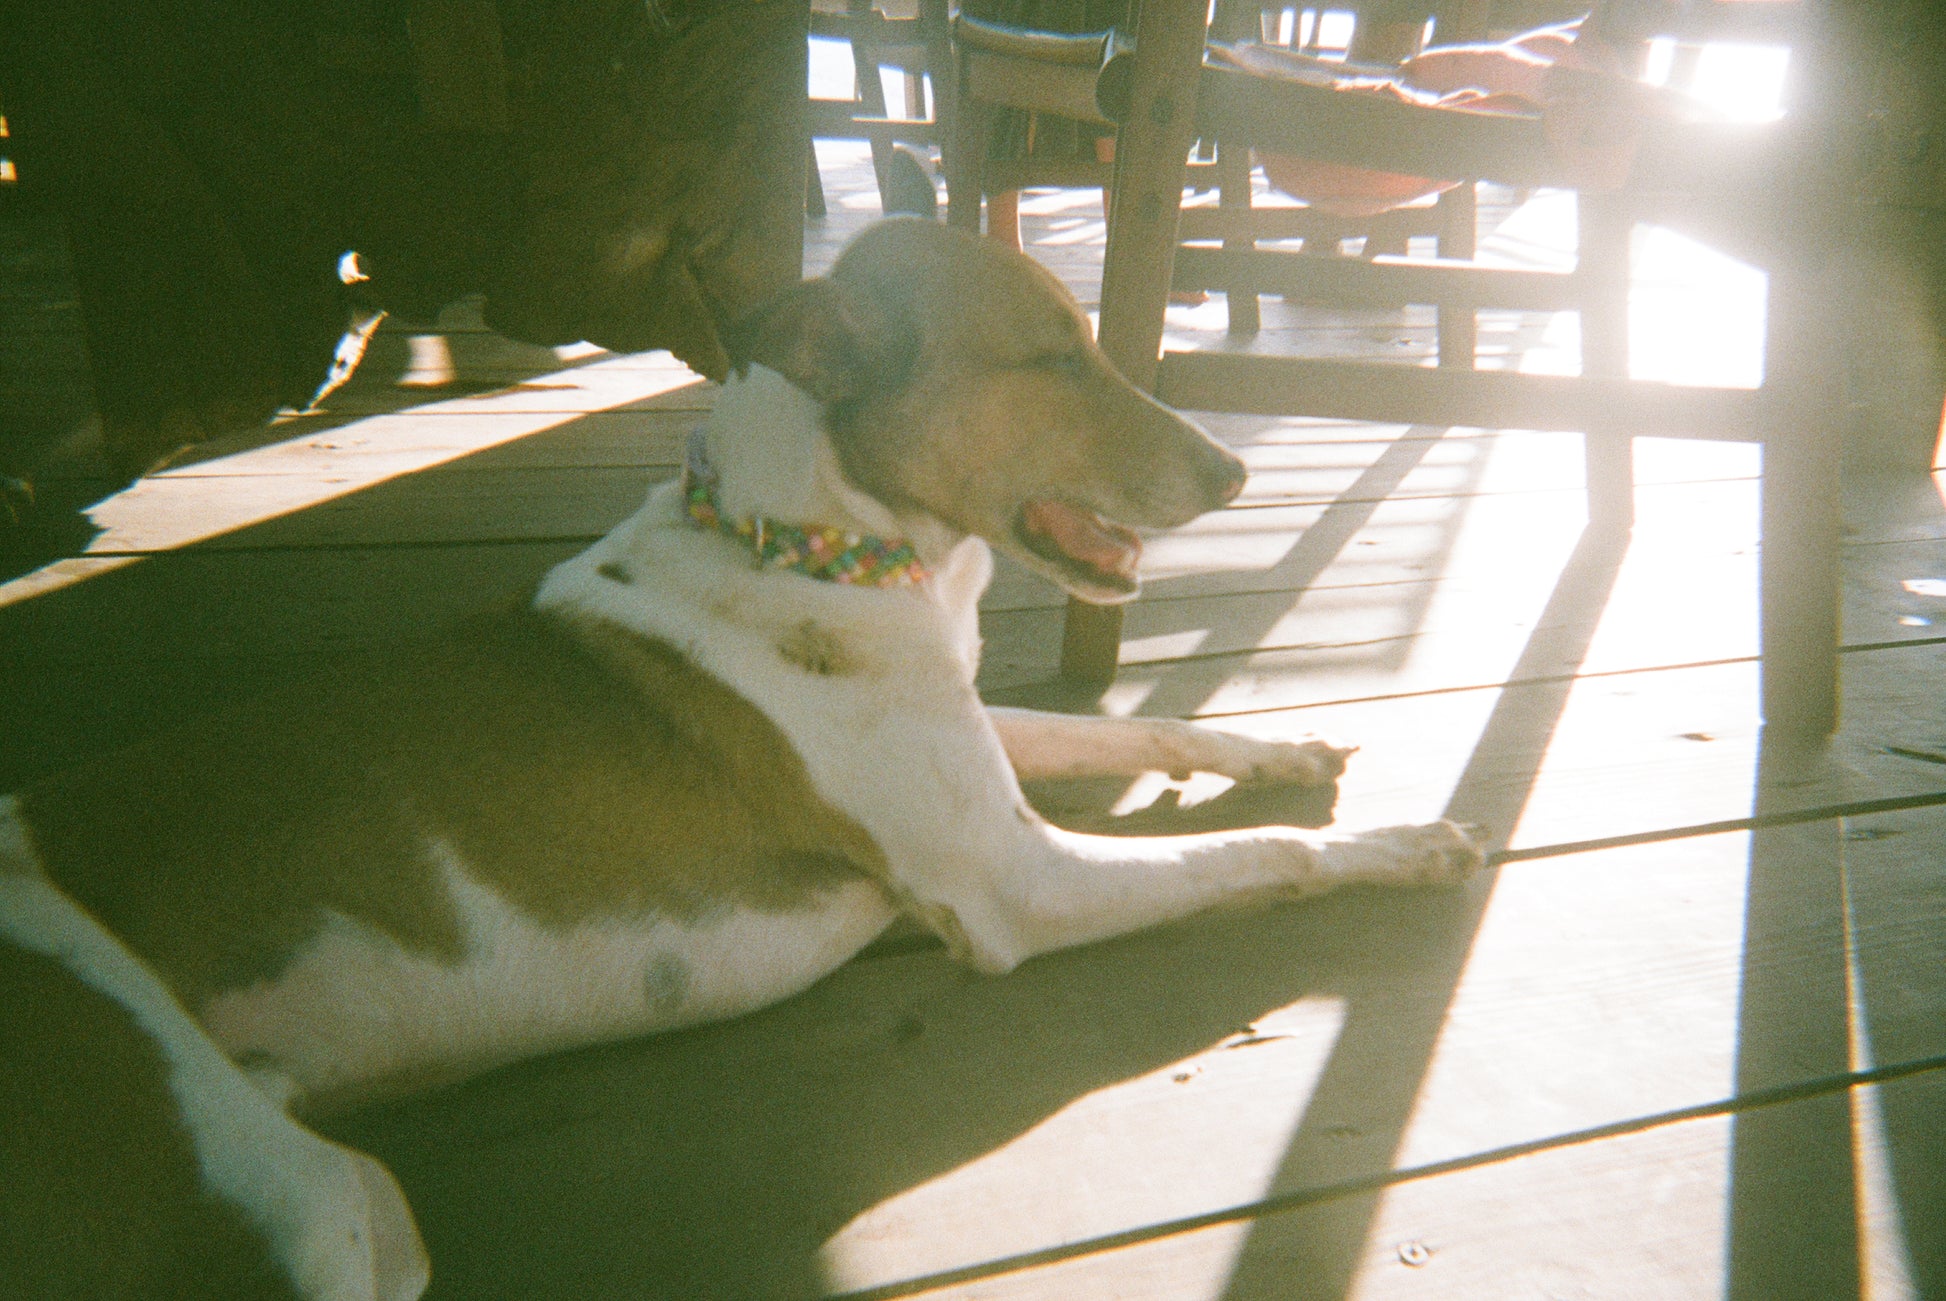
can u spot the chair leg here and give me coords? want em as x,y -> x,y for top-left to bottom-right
945,93 -> 987,231
1579,190 -> 1635,531
1058,0 -> 1209,687
1434,183 -> 1477,367
1092,0 -> 1209,390
1059,600 -> 1126,687
986,189 -> 1022,252
1755,5 -> 1844,739
918,0 -> 964,224
848,17 -> 897,203
806,140 -> 828,219
1215,138 -> 1260,336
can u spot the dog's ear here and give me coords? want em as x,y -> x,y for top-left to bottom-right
723,277 -> 911,404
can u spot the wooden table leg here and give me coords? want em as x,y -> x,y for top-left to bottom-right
1434,183 -> 1478,370
1759,259 -> 1843,738
944,73 -> 987,232
1057,0 -> 1209,686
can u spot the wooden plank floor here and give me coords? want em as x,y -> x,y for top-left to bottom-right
5,139 -> 1946,1300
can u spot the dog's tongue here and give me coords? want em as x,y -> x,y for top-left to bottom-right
1021,498 -> 1142,579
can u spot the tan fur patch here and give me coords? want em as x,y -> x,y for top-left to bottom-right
775,619 -> 861,676
20,607 -> 889,1008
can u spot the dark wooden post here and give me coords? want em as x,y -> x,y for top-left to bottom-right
1756,0 -> 1843,738
1060,0 -> 1209,685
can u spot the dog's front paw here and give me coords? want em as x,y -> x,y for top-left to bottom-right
1187,734 -> 1356,787
1325,820 -> 1487,887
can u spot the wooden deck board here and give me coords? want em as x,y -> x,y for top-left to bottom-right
1023,643 -> 1946,853
152,407 -> 700,477
82,463 -> 662,552
881,1071 -> 1945,1300
0,540 -> 583,787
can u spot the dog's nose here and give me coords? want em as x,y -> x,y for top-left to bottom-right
1208,445 -> 1248,505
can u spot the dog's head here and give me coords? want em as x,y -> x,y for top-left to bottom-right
725,219 -> 1245,603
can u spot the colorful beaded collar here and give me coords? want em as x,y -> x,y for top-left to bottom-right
681,429 -> 930,588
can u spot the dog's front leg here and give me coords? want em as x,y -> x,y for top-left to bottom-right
921,817 -> 1483,974
987,706 -> 1353,785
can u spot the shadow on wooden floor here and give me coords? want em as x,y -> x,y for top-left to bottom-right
1727,737 -> 1859,1299
1125,424 -> 1488,722
1215,520 -> 1629,1300
325,888 -> 1483,1301
1728,739 -> 1946,1299
0,379 -> 694,786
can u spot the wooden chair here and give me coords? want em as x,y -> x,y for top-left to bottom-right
947,1 -> 1515,686
942,14 -> 1134,234
808,0 -> 953,218
1075,0 -> 1848,737
942,2 -> 1464,252
1192,0 -> 1507,337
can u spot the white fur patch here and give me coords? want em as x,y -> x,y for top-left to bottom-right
537,371 -> 1036,966
535,369 -> 1473,976
0,799 -> 428,1301
200,842 -> 896,1101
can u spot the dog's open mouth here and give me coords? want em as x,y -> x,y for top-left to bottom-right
1017,498 -> 1142,598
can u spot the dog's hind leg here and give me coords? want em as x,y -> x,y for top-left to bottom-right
987,707 -> 1353,786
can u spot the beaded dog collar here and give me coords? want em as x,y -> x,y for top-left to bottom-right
681,429 -> 930,587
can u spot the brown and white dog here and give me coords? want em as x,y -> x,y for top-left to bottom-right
0,219 -> 1481,1298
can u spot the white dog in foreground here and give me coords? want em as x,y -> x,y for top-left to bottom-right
1,219 -> 1481,1298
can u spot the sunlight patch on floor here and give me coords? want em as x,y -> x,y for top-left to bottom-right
1420,837 -> 1755,1151
1119,628 -> 1215,663
818,996 -> 1348,1299
1349,835 -> 1751,1294
1035,218 -> 1110,248
0,352 -> 702,608
1348,1115 -> 1739,1299
1577,456 -> 1763,676
1020,188 -> 1110,218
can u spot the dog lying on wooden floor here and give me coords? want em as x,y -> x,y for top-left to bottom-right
0,219 -> 1482,1299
